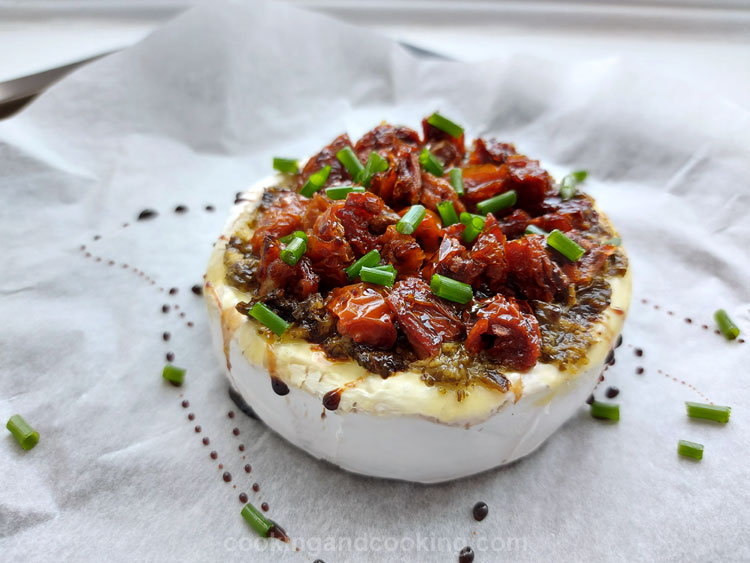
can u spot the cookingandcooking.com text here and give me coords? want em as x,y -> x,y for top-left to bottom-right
222,533 -> 527,555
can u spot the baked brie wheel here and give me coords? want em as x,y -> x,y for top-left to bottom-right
204,116 -> 630,483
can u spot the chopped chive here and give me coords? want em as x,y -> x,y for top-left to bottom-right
714,309 -> 740,340
280,230 -> 308,244
419,148 -> 444,177
547,229 -> 585,261
459,212 -> 485,244
396,205 -> 426,235
162,364 -> 186,386
280,236 -> 307,266
360,266 -> 396,287
272,157 -> 298,175
325,185 -> 365,200
345,249 -> 381,280
590,401 -> 619,421
685,401 -> 731,423
359,151 -> 389,187
427,112 -> 464,139
430,274 -> 473,304
476,190 -> 517,215
449,168 -> 464,196
678,440 -> 704,460
559,170 -> 588,200
605,236 -> 621,246
6,414 -> 39,450
371,264 -> 397,274
299,165 -> 331,197
437,201 -> 459,226
336,146 -> 365,181
525,224 -> 548,236
249,302 -> 289,337
241,502 -> 274,537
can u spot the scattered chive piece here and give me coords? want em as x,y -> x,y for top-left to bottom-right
359,151 -> 389,187
336,146 -> 365,181
272,157 -> 298,175
427,112 -> 464,139
685,401 -> 731,423
437,201 -> 459,226
459,212 -> 485,244
249,302 -> 289,337
678,439 -> 704,460
396,204 -> 426,235
525,224 -> 548,236
345,249 -> 381,280
476,190 -> 517,215
449,168 -> 464,196
419,148 -> 444,177
559,170 -> 588,201
714,309 -> 740,340
162,364 -> 186,386
547,229 -> 585,261
241,502 -> 273,537
590,401 -> 619,421
280,230 -> 308,244
360,266 -> 396,287
371,264 -> 397,274
299,165 -> 331,197
6,414 -> 39,450
605,236 -> 621,246
325,185 -> 365,200
280,236 -> 307,266
430,274 -> 473,304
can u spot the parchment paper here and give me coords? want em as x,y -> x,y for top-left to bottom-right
1,1 -> 749,561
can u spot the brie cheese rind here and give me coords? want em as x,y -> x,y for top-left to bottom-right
204,174 -> 631,484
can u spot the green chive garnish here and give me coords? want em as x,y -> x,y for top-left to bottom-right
249,303 -> 289,337
272,157 -> 298,175
437,201 -> 459,226
547,229 -> 585,261
525,224 -> 548,236
427,112 -> 464,139
430,274 -> 473,304
299,165 -> 331,197
325,185 -> 365,200
6,414 -> 39,450
559,170 -> 588,201
336,146 -> 365,181
280,230 -> 308,245
678,440 -> 704,460
459,212 -> 484,244
396,205 -> 426,235
280,236 -> 307,266
162,364 -> 186,386
360,266 -> 396,287
714,309 -> 740,340
449,168 -> 464,196
371,264 -> 397,274
241,502 -> 274,537
685,401 -> 731,423
419,148 -> 444,177
345,249 -> 381,280
476,190 -> 517,215
359,151 -> 389,187
605,236 -> 621,246
590,401 -> 619,421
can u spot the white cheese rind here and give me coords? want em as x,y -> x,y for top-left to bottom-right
204,175 -> 631,483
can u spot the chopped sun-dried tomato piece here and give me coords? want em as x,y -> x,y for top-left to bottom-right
250,190 -> 306,253
307,205 -> 355,286
530,213 -> 573,233
299,133 -> 355,189
469,138 -> 517,165
470,214 -> 507,290
354,124 -> 420,161
386,277 -> 463,358
505,234 -> 569,302
420,172 -> 466,216
256,237 -> 319,298
380,224 -> 424,275
335,191 -> 387,256
497,209 -> 532,239
301,193 -> 330,231
504,155 -> 554,215
462,164 -> 511,204
422,117 -> 465,168
399,207 -> 442,254
327,283 -> 397,349
465,294 -> 541,371
422,234 -> 483,286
